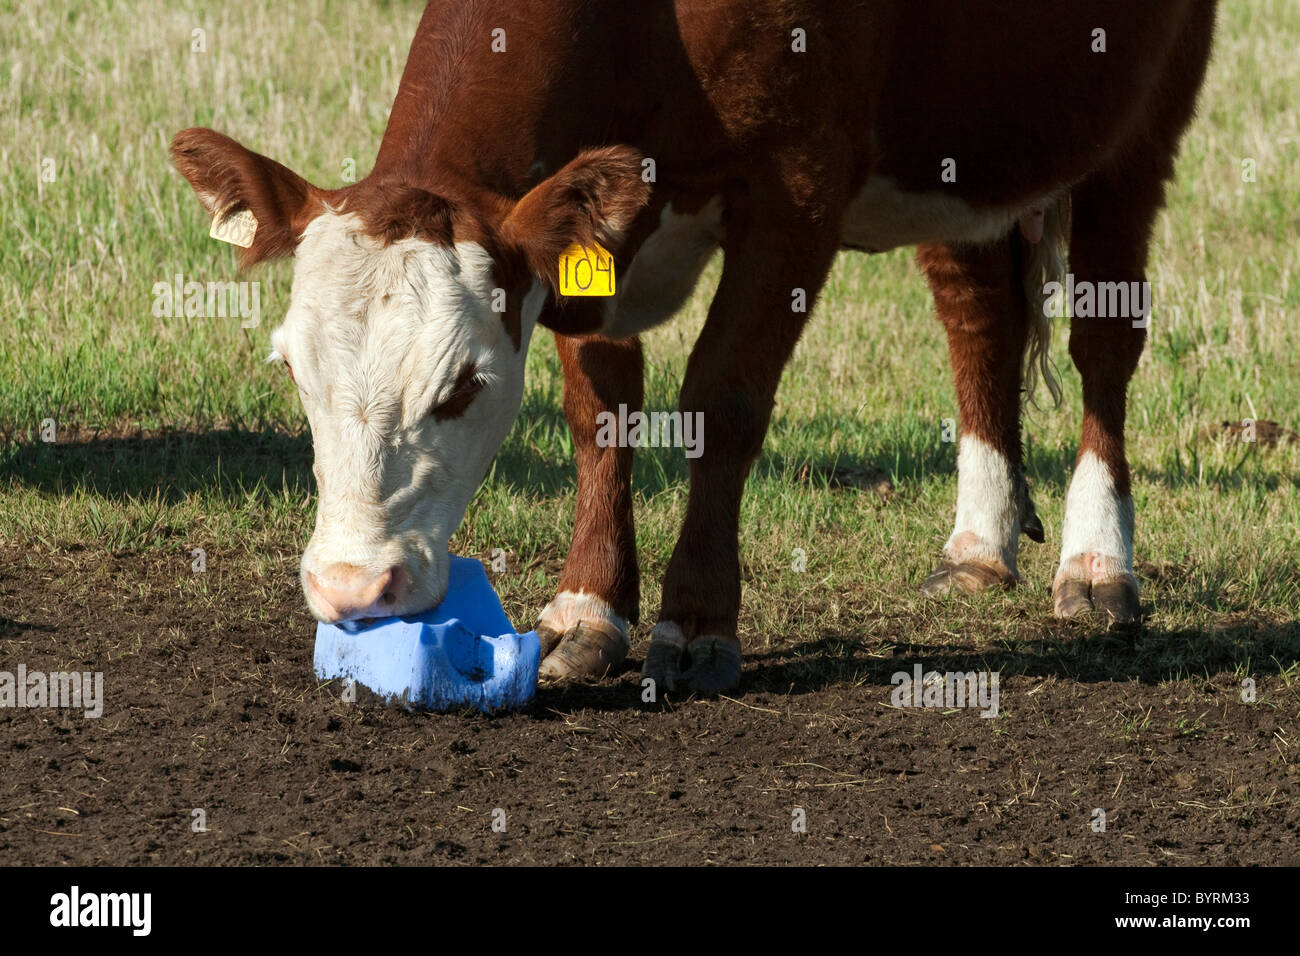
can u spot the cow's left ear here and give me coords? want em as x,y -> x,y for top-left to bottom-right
500,146 -> 650,292
170,127 -> 322,266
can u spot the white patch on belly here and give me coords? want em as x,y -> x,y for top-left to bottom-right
841,176 -> 1036,252
602,196 -> 723,338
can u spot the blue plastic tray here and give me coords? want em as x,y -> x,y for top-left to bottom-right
313,555 -> 540,712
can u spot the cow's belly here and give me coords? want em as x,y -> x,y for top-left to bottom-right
841,175 -> 1040,253
601,196 -> 724,339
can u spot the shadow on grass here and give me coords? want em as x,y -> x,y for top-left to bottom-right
0,399 -> 926,502
0,423 -> 602,503
0,427 -> 317,502
2,412 -> 1294,521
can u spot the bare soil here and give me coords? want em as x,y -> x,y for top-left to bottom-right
1,546 -> 1297,865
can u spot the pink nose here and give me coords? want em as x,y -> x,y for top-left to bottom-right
305,563 -> 405,622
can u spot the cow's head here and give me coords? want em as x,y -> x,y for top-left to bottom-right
171,129 -> 647,622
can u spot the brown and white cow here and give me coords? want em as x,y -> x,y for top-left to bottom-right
171,0 -> 1217,694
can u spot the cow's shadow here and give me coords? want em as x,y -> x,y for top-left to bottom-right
520,617 -> 1300,718
742,622 -> 1300,689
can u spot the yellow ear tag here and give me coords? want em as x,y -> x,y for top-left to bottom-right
558,242 -> 615,297
210,208 -> 258,249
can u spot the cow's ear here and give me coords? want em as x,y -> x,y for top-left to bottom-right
500,146 -> 650,293
170,128 -> 322,266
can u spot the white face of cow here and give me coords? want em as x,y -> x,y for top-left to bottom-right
270,213 -> 545,622
169,127 -> 648,623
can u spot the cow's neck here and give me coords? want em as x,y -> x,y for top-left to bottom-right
371,0 -> 635,203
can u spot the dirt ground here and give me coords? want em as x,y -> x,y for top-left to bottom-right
1,545 -> 1296,866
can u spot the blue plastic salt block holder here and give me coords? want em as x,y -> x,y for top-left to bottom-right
313,555 -> 540,713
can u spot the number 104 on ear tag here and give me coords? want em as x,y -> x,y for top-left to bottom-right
210,208 -> 258,249
559,243 -> 615,296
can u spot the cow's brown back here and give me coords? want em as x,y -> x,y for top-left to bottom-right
374,0 -> 1216,220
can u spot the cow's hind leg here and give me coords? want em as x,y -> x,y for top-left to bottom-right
1053,165 -> 1166,624
1054,1 -> 1213,624
643,171 -> 845,695
918,234 -> 1043,597
536,333 -> 642,680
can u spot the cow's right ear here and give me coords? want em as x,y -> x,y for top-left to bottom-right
170,128 -> 322,266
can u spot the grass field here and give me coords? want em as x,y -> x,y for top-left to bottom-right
4,0 -> 1298,670
0,0 -> 1298,865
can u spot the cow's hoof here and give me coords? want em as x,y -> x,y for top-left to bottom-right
538,620 -> 629,681
535,591 -> 630,680
643,623 -> 687,690
642,622 -> 741,696
921,560 -> 1015,597
681,635 -> 743,695
1052,578 -> 1094,618
537,623 -> 564,659
1053,578 -> 1141,623
1053,557 -> 1140,624
1093,579 -> 1142,623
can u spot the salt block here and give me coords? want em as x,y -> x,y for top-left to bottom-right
313,555 -> 540,712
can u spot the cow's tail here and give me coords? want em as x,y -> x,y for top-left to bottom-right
1020,193 -> 1070,408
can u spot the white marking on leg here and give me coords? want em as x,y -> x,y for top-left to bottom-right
946,435 -> 1019,574
537,589 -> 628,640
1058,450 -> 1134,581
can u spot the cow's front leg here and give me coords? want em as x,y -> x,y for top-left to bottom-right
643,182 -> 843,695
917,235 -> 1043,597
537,333 -> 642,680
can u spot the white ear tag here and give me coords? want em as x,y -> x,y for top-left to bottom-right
210,208 -> 258,248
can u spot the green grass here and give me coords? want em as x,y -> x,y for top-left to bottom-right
2,0 -> 1299,682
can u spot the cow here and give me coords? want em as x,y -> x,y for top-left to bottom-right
171,0 -> 1218,694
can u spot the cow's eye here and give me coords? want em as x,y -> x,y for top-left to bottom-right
430,366 -> 484,421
